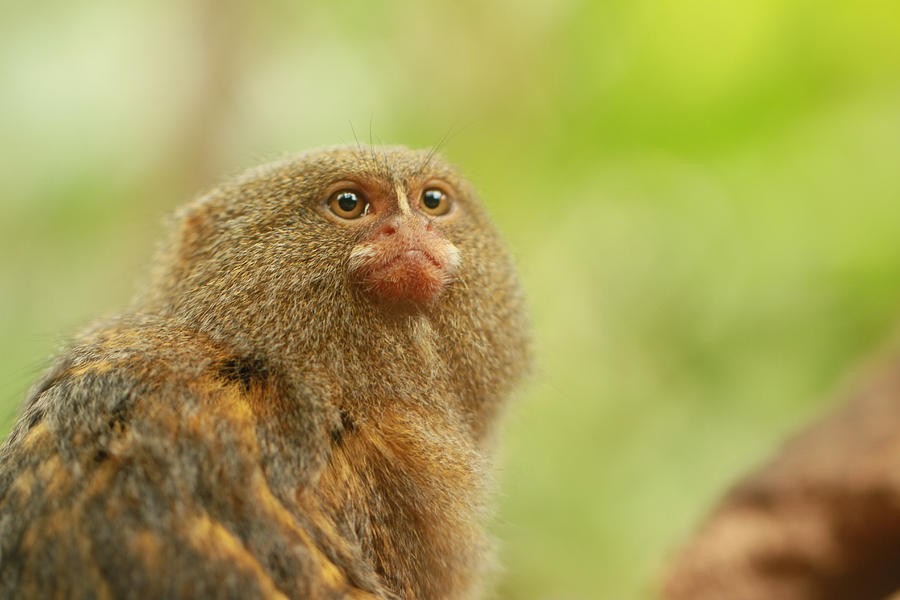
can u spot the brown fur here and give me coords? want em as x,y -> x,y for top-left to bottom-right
662,357 -> 900,600
0,146 -> 531,599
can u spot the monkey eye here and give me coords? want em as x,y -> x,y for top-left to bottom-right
420,188 -> 452,216
328,190 -> 368,220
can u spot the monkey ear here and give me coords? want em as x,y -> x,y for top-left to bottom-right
177,204 -> 216,264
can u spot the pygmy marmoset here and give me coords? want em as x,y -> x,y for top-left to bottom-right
0,146 -> 531,599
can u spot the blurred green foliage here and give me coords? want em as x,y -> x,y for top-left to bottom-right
2,1 -> 900,598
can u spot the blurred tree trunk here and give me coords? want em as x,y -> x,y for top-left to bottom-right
663,353 -> 900,600
171,0 -> 243,199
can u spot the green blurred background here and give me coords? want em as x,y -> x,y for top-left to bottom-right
2,1 -> 900,598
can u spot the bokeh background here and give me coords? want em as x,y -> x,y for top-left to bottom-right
3,1 -> 900,598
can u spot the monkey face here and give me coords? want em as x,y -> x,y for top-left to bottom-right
320,178 -> 462,307
270,146 -> 491,313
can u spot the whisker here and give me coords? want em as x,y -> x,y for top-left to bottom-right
415,123 -> 463,177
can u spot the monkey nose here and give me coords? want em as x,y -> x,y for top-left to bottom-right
375,215 -> 428,240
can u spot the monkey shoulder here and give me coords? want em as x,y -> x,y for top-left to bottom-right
3,318 -> 278,470
0,320 -> 376,600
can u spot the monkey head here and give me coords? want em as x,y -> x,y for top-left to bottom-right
143,145 -> 530,429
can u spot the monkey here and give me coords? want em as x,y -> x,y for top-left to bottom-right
0,146 -> 531,600
662,354 -> 900,600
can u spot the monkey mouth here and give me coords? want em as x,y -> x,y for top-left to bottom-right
381,249 -> 443,271
351,246 -> 451,306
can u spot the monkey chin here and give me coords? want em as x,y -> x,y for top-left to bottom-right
349,242 -> 460,309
